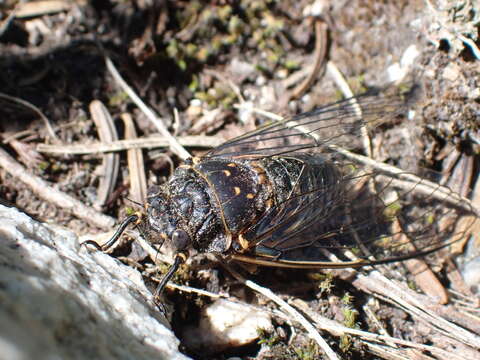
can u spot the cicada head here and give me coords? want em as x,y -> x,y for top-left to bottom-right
145,185 -> 192,253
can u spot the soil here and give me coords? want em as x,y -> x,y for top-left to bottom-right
0,1 -> 479,359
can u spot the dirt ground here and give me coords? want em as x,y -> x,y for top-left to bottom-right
0,1 -> 479,359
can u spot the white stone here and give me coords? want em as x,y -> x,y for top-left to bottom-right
238,101 -> 255,125
303,0 -> 326,17
400,45 -> 420,69
182,299 -> 273,353
442,63 -> 461,82
462,257 -> 480,293
387,45 -> 420,83
469,87 -> 480,100
0,204 -> 190,360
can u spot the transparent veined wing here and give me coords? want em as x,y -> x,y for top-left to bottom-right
207,85 -> 478,267
205,86 -> 414,159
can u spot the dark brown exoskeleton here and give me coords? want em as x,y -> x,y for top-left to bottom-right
95,85 -> 477,302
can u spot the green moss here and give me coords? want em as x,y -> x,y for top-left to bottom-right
211,35 -> 223,52
383,201 -> 402,219
263,14 -> 284,37
155,1 -> 299,82
166,39 -> 180,59
224,33 -> 239,45
177,59 -> 187,71
38,161 -> 49,172
194,83 -> 236,109
341,292 -> 354,306
350,247 -> 361,255
108,91 -> 129,107
199,8 -> 214,24
185,43 -> 198,57
124,207 -> 137,216
316,272 -> 334,294
267,50 -> 280,64
293,341 -> 320,360
195,47 -> 210,63
426,213 -> 435,225
218,4 -> 233,20
342,306 -> 359,329
347,75 -> 367,94
188,75 -> 200,92
252,28 -> 264,43
228,15 -> 244,36
284,59 -> 300,71
407,280 -> 417,291
339,334 -> 353,353
257,328 -> 280,347
156,261 -> 191,286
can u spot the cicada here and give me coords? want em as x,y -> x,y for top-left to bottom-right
96,85 -> 477,300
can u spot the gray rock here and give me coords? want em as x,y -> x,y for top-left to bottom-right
0,204 -> 190,360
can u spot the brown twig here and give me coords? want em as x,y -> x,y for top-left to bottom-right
89,100 -> 120,211
224,265 -> 340,360
391,218 -> 449,304
0,92 -> 58,141
353,271 -> 480,349
0,146 -> 115,230
121,113 -> 147,205
0,5 -> 17,38
105,56 -> 191,160
36,135 -> 222,155
290,18 -> 329,100
291,298 -> 468,360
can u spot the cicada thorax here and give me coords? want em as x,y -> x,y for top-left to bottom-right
144,154 -> 345,257
145,159 -> 228,253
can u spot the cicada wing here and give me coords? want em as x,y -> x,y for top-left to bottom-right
204,84 -> 476,267
241,157 -> 476,266
205,87 -> 413,159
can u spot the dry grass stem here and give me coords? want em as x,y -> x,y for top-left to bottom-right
163,281 -> 225,299
354,271 -> 480,349
0,92 -> 57,140
292,298 -> 474,360
105,56 -> 191,160
14,0 -> 71,18
36,135 -> 223,155
220,263 -> 340,359
0,147 -> 115,229
89,100 -> 120,210
326,61 -> 372,158
204,69 -> 245,103
290,19 -> 328,100
121,113 -> 147,205
245,278 -> 340,360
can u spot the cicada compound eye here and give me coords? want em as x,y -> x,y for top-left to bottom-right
171,229 -> 190,251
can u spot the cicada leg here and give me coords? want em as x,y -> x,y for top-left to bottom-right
82,213 -> 142,251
